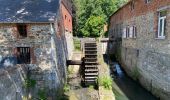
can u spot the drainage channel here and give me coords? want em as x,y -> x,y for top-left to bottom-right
110,62 -> 159,100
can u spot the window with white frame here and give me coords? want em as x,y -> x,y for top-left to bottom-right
158,10 -> 166,39
123,28 -> 126,38
129,26 -> 137,38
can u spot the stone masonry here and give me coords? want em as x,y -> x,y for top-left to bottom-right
0,23 -> 68,99
109,0 -> 170,100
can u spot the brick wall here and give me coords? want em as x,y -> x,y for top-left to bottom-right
61,3 -> 73,33
61,2 -> 74,60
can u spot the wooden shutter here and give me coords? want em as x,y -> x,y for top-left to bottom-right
30,47 -> 36,64
13,47 -> 18,57
12,26 -> 19,39
123,28 -> 126,38
130,27 -> 133,38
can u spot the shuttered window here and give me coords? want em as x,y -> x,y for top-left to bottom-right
122,28 -> 126,38
133,26 -> 137,38
130,27 -> 133,38
17,47 -> 30,64
126,27 -> 130,38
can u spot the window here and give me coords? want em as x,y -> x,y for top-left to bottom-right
131,1 -> 135,10
126,27 -> 130,38
122,27 -> 130,38
17,24 -> 27,38
133,26 -> 137,38
17,47 -> 30,64
137,50 -> 139,57
157,10 -> 166,39
123,28 -> 126,38
145,0 -> 151,4
129,26 -> 137,38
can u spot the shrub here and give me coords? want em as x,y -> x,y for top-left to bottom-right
24,78 -> 36,88
98,76 -> 113,90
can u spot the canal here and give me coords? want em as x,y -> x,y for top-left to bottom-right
102,55 -> 159,100
110,62 -> 159,100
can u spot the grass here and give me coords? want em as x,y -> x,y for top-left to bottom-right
98,76 -> 113,90
73,38 -> 81,51
68,66 -> 74,75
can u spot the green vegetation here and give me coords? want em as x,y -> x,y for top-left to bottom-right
63,84 -> 70,92
68,66 -> 74,75
72,0 -> 128,37
37,89 -> 47,100
98,76 -> 113,90
24,78 -> 36,88
88,85 -> 95,92
73,38 -> 81,51
132,66 -> 140,80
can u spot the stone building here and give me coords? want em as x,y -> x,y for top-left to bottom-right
109,0 -> 170,99
0,0 -> 73,99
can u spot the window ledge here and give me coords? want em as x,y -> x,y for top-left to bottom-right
155,37 -> 165,40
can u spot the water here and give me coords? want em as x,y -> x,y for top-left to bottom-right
111,63 -> 158,100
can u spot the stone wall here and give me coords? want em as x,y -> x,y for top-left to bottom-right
109,0 -> 170,99
0,23 -> 68,99
65,31 -> 74,60
0,65 -> 27,100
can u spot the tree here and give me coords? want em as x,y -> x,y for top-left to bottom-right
72,0 -> 128,37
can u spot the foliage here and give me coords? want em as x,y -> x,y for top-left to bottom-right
98,76 -> 113,90
24,78 -> 36,88
72,0 -> 128,37
38,89 -> 47,100
63,84 -> 70,92
81,16 -> 105,37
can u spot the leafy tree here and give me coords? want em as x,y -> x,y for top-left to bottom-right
72,0 -> 128,37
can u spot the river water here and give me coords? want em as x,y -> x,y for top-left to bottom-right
111,63 -> 159,100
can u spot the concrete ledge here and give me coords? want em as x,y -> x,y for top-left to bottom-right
99,86 -> 115,100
